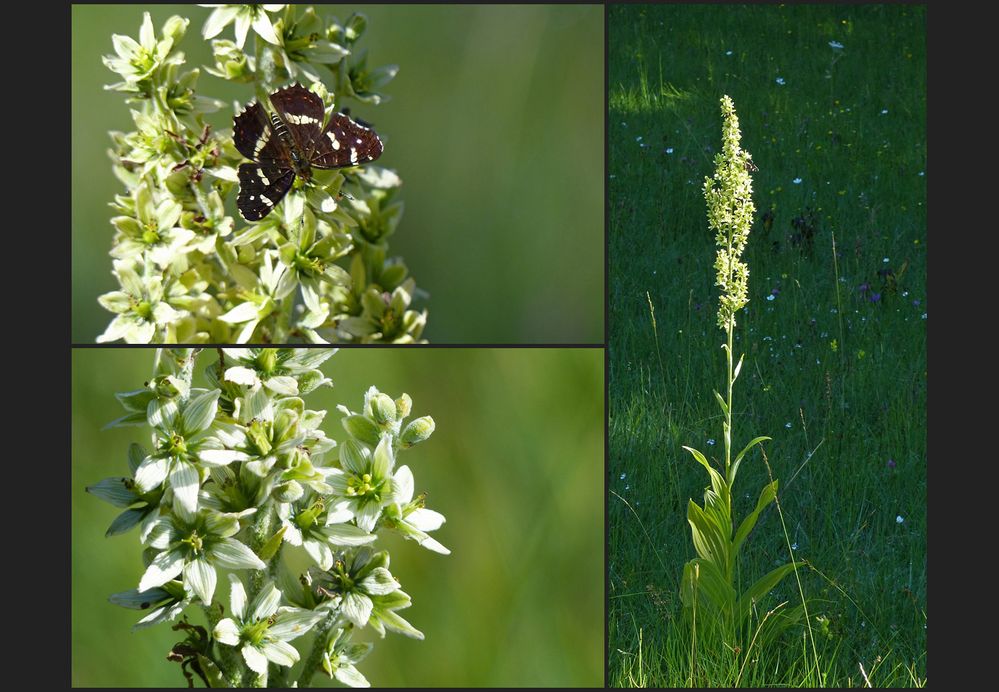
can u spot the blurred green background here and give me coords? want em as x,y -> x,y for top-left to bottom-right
71,5 -> 604,344
72,347 -> 604,687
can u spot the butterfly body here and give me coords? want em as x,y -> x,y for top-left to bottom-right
233,83 -> 383,221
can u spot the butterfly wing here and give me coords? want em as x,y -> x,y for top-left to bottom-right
237,163 -> 295,221
311,112 -> 384,169
233,102 -> 288,164
269,83 -> 326,161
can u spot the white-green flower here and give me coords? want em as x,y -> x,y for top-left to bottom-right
322,627 -> 373,687
278,496 -> 376,570
97,260 -> 187,343
103,12 -> 188,88
382,464 -> 450,555
217,252 -> 295,343
326,435 -> 397,532
132,388 -> 249,516
138,509 -> 263,605
201,5 -> 285,49
222,347 -> 336,396
213,575 -> 323,674
310,548 -> 422,637
109,184 -> 197,269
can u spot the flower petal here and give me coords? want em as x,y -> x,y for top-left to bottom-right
134,455 -> 169,492
184,557 -> 218,605
269,609 -> 324,641
214,617 -> 241,646
202,6 -> 239,39
225,366 -> 260,386
341,591 -> 373,627
181,389 -> 221,434
241,643 -> 269,674
228,573 -> 247,621
169,460 -> 200,518
391,465 -> 414,505
372,435 -> 394,478
139,549 -> 185,591
250,581 -> 282,621
260,639 -> 299,668
324,523 -> 376,547
407,507 -> 446,532
210,537 -> 265,570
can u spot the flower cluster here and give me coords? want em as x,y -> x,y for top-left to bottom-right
87,348 -> 446,687
98,8 -> 427,344
703,94 -> 756,331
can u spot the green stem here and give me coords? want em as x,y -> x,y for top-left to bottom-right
297,611 -> 339,688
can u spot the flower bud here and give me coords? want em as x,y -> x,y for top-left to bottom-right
400,416 -> 435,448
370,393 -> 397,425
395,393 -> 412,419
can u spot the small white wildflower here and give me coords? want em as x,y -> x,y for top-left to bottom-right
775,77 -> 786,85
791,542 -> 798,550
896,515 -> 904,524
706,439 -> 716,446
726,50 -> 733,56
766,294 -> 775,301
620,473 -> 626,480
785,422 -> 792,429
665,147 -> 674,154
829,40 -> 844,49
883,257 -> 890,263
792,177 -> 802,184
881,108 -> 889,115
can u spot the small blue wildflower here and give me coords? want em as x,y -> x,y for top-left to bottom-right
829,40 -> 844,49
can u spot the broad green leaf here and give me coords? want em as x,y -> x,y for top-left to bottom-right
687,500 -> 729,568
680,558 -> 735,614
733,479 -> 778,555
735,561 -> 805,623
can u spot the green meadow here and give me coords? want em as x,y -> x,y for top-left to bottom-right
608,4 -> 926,687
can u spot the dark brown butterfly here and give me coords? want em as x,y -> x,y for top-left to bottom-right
233,83 -> 383,221
743,155 -> 759,172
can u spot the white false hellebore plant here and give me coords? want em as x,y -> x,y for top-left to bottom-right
87,348 -> 447,687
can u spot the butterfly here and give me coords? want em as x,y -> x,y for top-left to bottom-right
233,83 -> 384,221
743,155 -> 759,172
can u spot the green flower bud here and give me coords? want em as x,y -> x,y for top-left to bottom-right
370,393 -> 397,425
395,393 -> 412,419
400,416 -> 435,448
162,16 -> 189,46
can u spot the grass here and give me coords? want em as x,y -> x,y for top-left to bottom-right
608,5 -> 926,687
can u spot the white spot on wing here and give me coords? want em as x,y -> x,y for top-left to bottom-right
285,114 -> 320,125
327,132 -> 340,150
254,130 -> 270,156
350,148 -> 358,164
